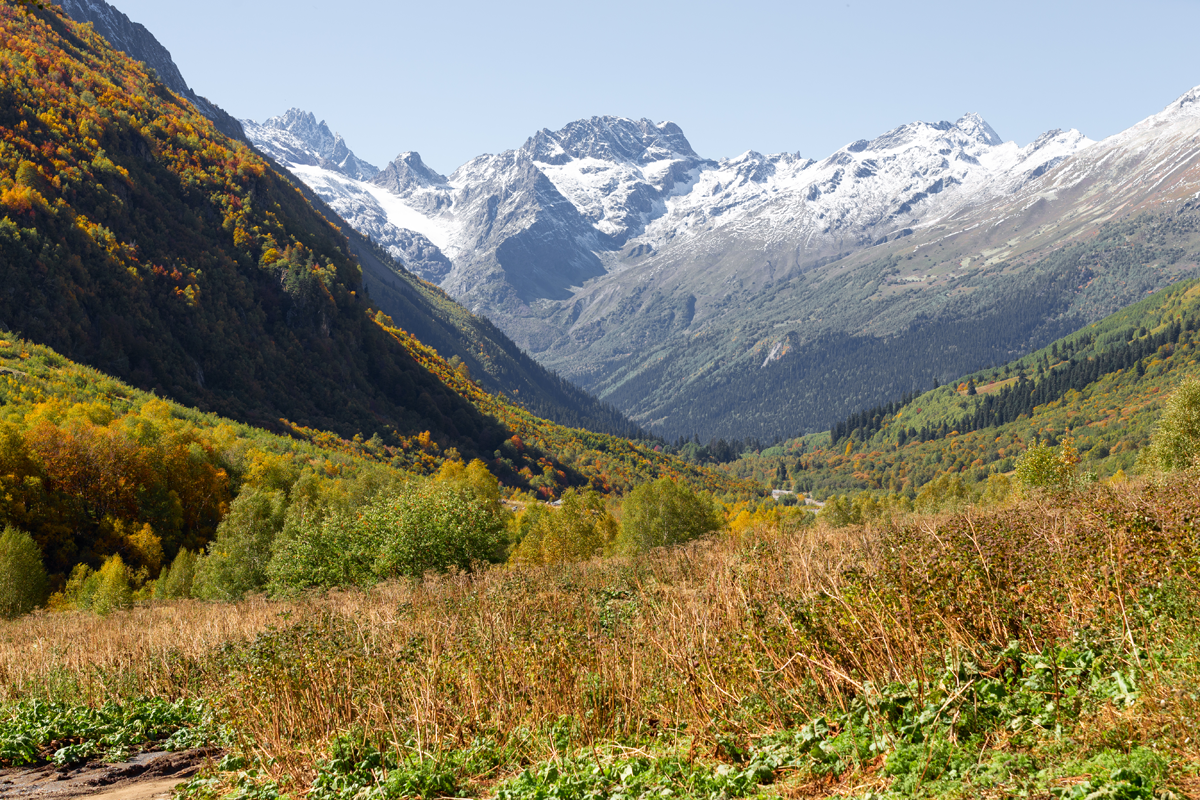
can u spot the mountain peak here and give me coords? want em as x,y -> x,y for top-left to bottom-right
1164,84 -> 1200,118
261,108 -> 333,148
955,112 -> 1003,146
372,151 -> 450,197
244,109 -> 378,181
524,116 -> 700,166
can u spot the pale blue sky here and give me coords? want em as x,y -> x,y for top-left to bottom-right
109,0 -> 1200,176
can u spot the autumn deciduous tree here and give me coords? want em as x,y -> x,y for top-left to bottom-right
194,489 -> 288,600
156,548 -> 199,600
1015,437 -> 1079,492
510,489 -> 618,565
88,555 -> 134,615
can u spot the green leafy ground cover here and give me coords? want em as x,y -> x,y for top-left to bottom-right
0,697 -> 230,767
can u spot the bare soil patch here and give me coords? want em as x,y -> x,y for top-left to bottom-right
0,749 -> 219,800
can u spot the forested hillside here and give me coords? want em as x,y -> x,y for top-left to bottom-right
721,278 -> 1200,502
339,217 -> 648,439
0,4 -> 482,444
0,326 -> 745,594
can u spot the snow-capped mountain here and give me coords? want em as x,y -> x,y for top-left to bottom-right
244,91 -> 1200,437
983,85 -> 1200,235
522,117 -> 713,243
245,110 -> 462,280
599,113 -> 1089,276
244,110 -> 1090,345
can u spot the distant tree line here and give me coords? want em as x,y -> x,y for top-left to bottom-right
829,314 -> 1197,449
515,371 -> 650,441
660,434 -> 776,465
831,391 -> 921,445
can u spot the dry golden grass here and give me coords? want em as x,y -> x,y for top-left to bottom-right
0,594 -> 287,703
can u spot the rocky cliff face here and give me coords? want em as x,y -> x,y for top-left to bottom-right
58,0 -> 245,141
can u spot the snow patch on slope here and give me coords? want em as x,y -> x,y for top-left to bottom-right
284,165 -> 454,282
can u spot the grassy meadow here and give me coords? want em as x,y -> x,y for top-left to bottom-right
3,468 -> 1199,799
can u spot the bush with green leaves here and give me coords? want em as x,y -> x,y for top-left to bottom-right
193,489 -> 288,600
303,733 -> 502,800
1015,437 -> 1079,491
267,478 -> 505,592
615,478 -> 721,554
0,525 -> 48,618
53,554 -> 136,614
496,755 -> 773,800
89,554 -> 134,615
1139,378 -> 1200,473
53,555 -> 137,614
818,494 -> 863,528
155,548 -> 199,600
267,505 -> 375,592
364,481 -> 505,579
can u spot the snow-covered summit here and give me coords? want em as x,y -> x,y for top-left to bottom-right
514,116 -> 712,242
1158,84 -> 1200,120
523,116 -> 700,166
1010,84 -> 1200,229
618,112 -> 1091,259
955,112 -> 1004,147
243,109 -> 378,181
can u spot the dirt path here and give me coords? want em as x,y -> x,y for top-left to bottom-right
0,749 -> 219,800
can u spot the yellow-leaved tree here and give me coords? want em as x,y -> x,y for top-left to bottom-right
510,489 -> 618,566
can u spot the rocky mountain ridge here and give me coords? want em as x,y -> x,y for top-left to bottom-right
242,109 -> 379,181
244,108 -> 1092,334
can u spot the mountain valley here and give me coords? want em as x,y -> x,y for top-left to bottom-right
5,4 -> 1200,799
